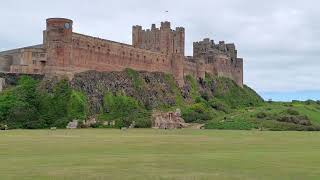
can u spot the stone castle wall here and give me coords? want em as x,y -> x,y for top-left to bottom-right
193,38 -> 243,86
44,18 -> 186,86
69,33 -> 173,74
0,18 -> 244,87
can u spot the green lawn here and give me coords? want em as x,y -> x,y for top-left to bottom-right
1,129 -> 320,180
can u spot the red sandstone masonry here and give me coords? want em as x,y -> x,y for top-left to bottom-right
1,18 -> 243,87
71,33 -> 172,74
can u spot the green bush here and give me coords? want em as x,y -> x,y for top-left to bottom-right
67,91 -> 88,120
260,120 -> 318,131
0,76 -> 40,128
164,74 -> 184,106
205,76 -> 263,108
38,79 -> 73,128
208,98 -> 230,113
286,109 -> 300,116
205,119 -> 256,130
186,75 -> 200,99
200,91 -> 210,101
7,103 -> 40,129
305,100 -> 315,105
182,103 -> 213,123
99,92 -> 151,128
256,112 -> 268,119
0,90 -> 18,122
277,115 -> 311,126
190,103 -> 208,113
0,76 -> 89,129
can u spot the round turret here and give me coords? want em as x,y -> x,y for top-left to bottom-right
45,18 -> 73,43
44,18 -> 73,68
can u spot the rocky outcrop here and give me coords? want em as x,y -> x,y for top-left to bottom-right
0,73 -> 43,87
152,109 -> 186,129
84,117 -> 97,126
0,73 -> 43,91
0,124 -> 8,130
66,120 -> 78,129
278,115 -> 312,126
70,70 -> 178,114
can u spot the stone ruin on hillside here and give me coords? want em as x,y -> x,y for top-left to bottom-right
152,109 -> 187,129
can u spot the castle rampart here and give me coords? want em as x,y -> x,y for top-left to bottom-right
0,18 -> 244,87
69,33 -> 173,74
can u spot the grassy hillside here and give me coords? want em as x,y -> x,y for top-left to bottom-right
0,71 -> 319,131
205,102 -> 320,131
179,74 -> 320,131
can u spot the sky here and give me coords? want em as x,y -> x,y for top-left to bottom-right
0,0 -> 319,101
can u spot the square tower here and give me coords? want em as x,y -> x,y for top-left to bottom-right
132,22 -> 185,56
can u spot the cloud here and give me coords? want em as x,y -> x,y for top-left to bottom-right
0,0 -> 319,95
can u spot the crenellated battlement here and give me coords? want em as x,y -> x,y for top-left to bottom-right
132,21 -> 185,55
194,38 -> 238,63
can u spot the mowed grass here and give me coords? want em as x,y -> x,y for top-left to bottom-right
1,129 -> 320,180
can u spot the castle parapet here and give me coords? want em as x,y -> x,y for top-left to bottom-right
161,21 -> 171,29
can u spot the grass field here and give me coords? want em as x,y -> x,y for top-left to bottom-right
1,129 -> 320,180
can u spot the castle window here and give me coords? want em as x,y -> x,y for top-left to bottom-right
137,55 -> 140,58
87,45 -> 90,48
156,58 -> 159,62
32,60 -> 37,65
130,53 -> 133,56
123,52 -> 125,55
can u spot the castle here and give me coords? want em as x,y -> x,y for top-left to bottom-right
0,18 -> 243,87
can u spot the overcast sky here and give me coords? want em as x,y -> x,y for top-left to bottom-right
0,0 -> 319,101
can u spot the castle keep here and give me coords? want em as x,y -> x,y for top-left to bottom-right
0,18 -> 243,87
